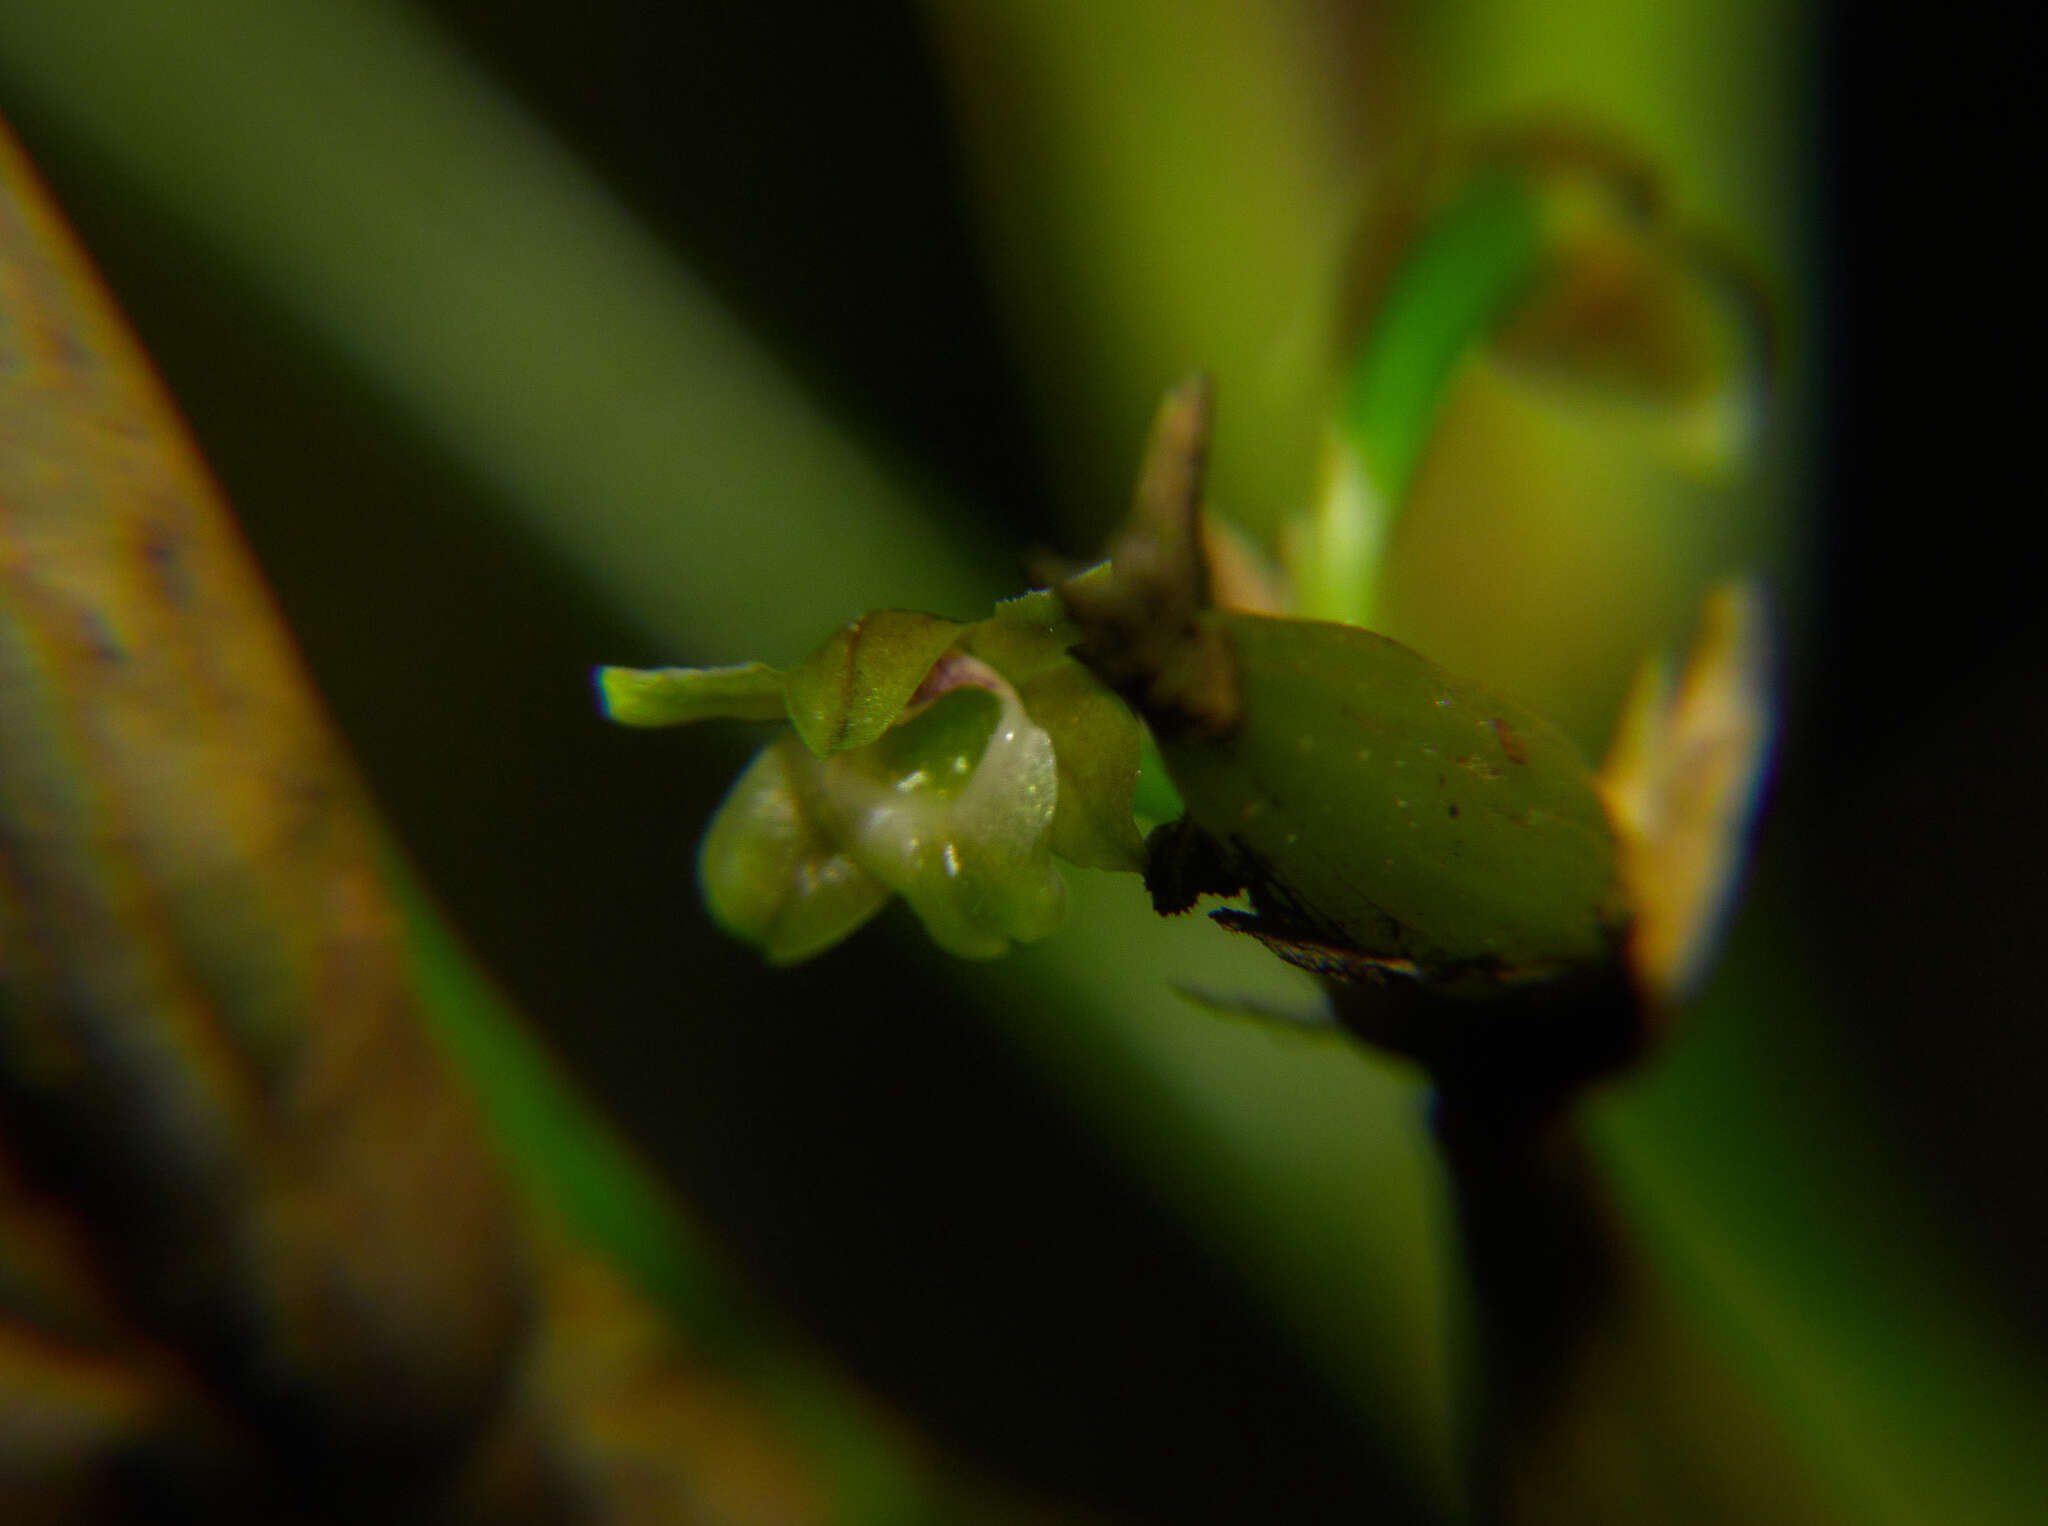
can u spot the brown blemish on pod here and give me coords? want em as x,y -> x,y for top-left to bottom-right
1484,715 -> 1529,766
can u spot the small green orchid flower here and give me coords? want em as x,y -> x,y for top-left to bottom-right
597,598 -> 1145,962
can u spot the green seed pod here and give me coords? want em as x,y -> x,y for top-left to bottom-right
1064,379 -> 1772,1105
1065,377 -> 1634,1046
1153,610 -> 1626,984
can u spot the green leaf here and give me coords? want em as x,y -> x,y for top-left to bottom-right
784,611 -> 964,756
1018,664 -> 1146,872
1300,171 -> 1545,626
595,662 -> 788,727
1341,170 -> 1544,519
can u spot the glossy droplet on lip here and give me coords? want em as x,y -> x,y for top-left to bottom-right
824,674 -> 1064,958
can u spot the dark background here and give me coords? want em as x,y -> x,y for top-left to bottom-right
1807,0 -> 2048,1345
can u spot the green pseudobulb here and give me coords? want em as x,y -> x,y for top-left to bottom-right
1158,611 -> 1625,981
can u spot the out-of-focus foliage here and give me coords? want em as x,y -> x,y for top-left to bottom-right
0,110 -> 889,1522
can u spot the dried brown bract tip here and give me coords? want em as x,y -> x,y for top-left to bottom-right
1057,376 -> 1240,739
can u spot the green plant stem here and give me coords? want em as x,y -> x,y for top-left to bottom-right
1303,172 -> 1545,626
1434,1089 -> 1831,1526
1345,173 -> 1544,512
